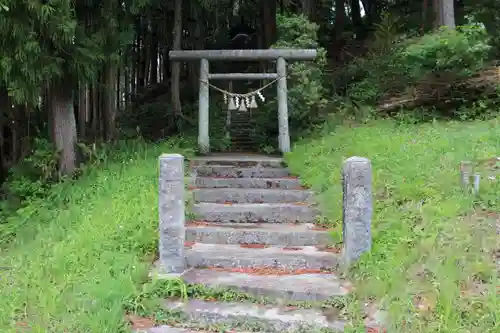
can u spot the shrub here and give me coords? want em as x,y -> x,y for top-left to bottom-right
403,24 -> 491,80
253,13 -> 328,150
338,21 -> 492,112
273,14 -> 328,123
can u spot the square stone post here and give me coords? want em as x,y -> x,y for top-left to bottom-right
459,160 -> 472,189
158,154 -> 186,274
276,57 -> 291,153
198,58 -> 210,154
342,156 -> 372,265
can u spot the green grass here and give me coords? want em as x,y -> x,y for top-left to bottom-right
0,138 -> 195,333
286,118 -> 499,332
0,119 -> 497,333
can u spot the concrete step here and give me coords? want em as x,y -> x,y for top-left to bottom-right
135,326 -> 204,333
161,299 -> 346,332
186,222 -> 331,246
193,177 -> 302,189
181,268 -> 351,301
189,155 -> 284,168
136,326 -> 258,333
185,243 -> 341,270
193,166 -> 290,178
192,203 -> 318,223
192,188 -> 314,204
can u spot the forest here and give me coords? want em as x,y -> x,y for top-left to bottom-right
0,0 -> 498,184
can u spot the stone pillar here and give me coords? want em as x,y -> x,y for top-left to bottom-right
198,58 -> 210,154
459,160 -> 472,189
342,156 -> 372,265
276,57 -> 291,153
158,154 -> 185,274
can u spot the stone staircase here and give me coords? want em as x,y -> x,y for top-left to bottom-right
228,110 -> 258,152
146,154 -> 384,333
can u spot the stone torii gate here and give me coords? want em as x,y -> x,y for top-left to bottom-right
169,49 -> 317,154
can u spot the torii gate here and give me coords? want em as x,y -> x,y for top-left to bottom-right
169,49 -> 317,154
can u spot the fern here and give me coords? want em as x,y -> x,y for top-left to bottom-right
371,12 -> 402,52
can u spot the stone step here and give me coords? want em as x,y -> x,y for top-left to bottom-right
135,326 -> 202,333
193,177 -> 301,189
192,203 -> 318,223
193,166 -> 290,178
181,268 -> 351,301
189,155 -> 284,168
186,222 -> 330,246
230,130 -> 253,133
192,188 -> 314,204
185,243 -> 341,270
161,299 -> 346,332
136,326 -> 258,333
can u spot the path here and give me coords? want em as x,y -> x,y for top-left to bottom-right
144,154 -> 384,332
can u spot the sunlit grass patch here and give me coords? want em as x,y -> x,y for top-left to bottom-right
287,118 -> 499,332
0,138 -> 194,333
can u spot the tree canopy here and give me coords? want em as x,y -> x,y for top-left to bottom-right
0,0 -> 498,181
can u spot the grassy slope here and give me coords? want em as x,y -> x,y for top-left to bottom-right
0,119 -> 497,333
0,139 -> 194,333
286,118 -> 499,332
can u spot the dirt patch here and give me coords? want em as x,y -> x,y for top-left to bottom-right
282,247 -> 302,251
206,266 -> 331,275
125,314 -> 156,330
317,245 -> 342,253
186,221 -> 211,227
240,243 -> 268,249
309,226 -> 330,231
184,241 -> 195,248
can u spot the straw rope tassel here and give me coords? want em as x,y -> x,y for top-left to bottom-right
257,91 -> 265,102
245,96 -> 251,109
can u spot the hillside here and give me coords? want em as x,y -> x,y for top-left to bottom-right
0,118 -> 497,332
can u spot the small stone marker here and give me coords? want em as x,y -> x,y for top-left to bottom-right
158,154 -> 186,274
460,161 -> 473,189
342,156 -> 372,265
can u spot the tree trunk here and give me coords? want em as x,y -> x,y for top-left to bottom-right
262,0 -> 277,48
78,82 -> 89,139
335,0 -> 346,40
150,21 -> 159,84
441,0 -> 455,28
91,83 -> 100,139
432,0 -> 454,28
102,63 -> 117,141
171,0 -> 183,121
0,89 -> 8,183
301,0 -> 315,22
188,6 -> 203,95
49,80 -> 77,176
350,0 -> 364,39
144,11 -> 152,86
332,0 -> 346,60
260,0 -> 277,73
124,64 -> 130,106
422,0 -> 428,33
136,18 -> 146,89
